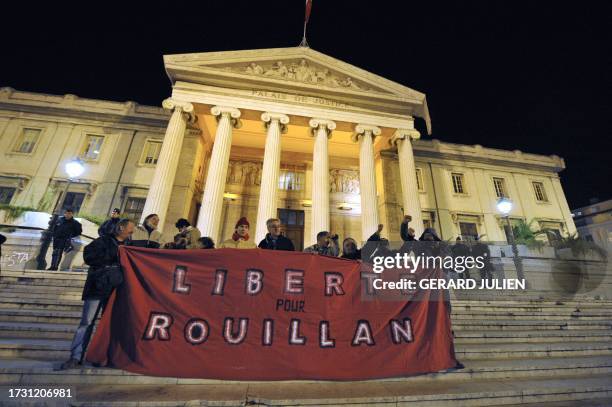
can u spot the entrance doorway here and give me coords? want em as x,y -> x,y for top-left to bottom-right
278,208 -> 305,251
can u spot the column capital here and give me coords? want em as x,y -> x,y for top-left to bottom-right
308,118 -> 336,138
390,128 -> 420,146
211,106 -> 242,128
352,124 -> 382,142
261,112 -> 290,133
162,98 -> 196,123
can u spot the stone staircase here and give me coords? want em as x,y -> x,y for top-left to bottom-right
1,269 -> 611,406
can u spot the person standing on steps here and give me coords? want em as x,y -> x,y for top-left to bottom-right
258,218 -> 295,251
98,208 -> 121,237
219,217 -> 256,249
48,208 -> 82,271
130,214 -> 163,248
58,218 -> 135,370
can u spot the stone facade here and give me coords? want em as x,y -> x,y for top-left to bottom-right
0,47 -> 577,247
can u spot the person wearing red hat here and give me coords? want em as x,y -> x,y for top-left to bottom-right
219,217 -> 256,249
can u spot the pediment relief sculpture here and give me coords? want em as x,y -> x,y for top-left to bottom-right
215,59 -> 380,93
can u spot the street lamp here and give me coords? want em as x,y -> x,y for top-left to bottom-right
36,158 -> 86,270
496,197 -> 525,283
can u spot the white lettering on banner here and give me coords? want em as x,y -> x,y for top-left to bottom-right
142,317 -> 415,348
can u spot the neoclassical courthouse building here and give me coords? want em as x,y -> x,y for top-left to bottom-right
0,47 -> 576,249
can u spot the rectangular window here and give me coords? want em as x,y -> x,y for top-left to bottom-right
415,168 -> 424,191
123,197 -> 146,221
142,140 -> 162,165
451,173 -> 465,194
81,135 -> 104,160
279,170 -> 304,191
0,187 -> 16,204
532,181 -> 548,202
13,128 -> 41,154
459,222 -> 478,240
60,192 -> 85,214
493,177 -> 507,198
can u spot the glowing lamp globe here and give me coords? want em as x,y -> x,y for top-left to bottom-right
496,197 -> 513,216
65,159 -> 85,179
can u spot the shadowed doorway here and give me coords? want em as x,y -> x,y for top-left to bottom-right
278,208 -> 304,251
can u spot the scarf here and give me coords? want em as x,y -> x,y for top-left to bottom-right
232,231 -> 249,241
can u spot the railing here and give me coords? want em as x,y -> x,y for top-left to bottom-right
0,224 -> 96,272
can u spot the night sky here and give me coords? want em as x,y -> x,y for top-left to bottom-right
1,1 -> 610,209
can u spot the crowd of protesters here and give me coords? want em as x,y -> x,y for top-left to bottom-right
58,208 -> 486,370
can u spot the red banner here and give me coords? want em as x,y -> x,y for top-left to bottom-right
87,247 -> 457,380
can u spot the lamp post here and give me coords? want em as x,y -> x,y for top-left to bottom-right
36,158 -> 85,270
496,197 -> 525,283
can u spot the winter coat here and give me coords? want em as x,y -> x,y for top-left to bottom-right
258,234 -> 295,251
52,217 -> 82,243
81,235 -> 125,300
304,241 -> 339,257
130,224 -> 162,248
98,218 -> 120,237
400,222 -> 416,242
182,226 -> 201,249
340,249 -> 361,260
451,242 -> 471,258
219,238 -> 256,249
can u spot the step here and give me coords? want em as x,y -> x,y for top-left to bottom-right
1,270 -> 88,280
5,298 -> 612,321
1,337 -> 610,361
0,297 -> 84,312
2,321 -> 611,344
30,375 -> 612,406
1,356 -> 612,386
1,308 -> 610,331
451,312 -> 612,321
0,289 -> 83,301
0,309 -> 83,324
7,288 -> 612,317
456,342 -> 612,360
0,278 -> 85,289
454,330 -> 612,344
0,322 -> 77,339
453,320 -> 612,331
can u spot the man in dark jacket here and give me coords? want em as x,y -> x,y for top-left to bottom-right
400,215 -> 417,242
59,218 -> 134,370
304,231 -> 339,257
48,209 -> 82,271
451,236 -> 471,278
258,218 -> 295,251
98,208 -> 121,237
472,236 -> 493,282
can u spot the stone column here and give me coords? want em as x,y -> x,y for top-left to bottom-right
308,118 -> 336,245
391,129 -> 424,237
353,124 -> 381,242
197,106 -> 241,242
141,99 -> 195,231
255,112 -> 290,243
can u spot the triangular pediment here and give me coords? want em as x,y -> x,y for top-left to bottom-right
164,47 -> 431,133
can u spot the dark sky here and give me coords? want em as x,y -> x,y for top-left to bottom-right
1,1 -> 610,209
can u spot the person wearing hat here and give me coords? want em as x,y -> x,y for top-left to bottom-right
219,217 -> 256,249
98,208 -> 121,237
